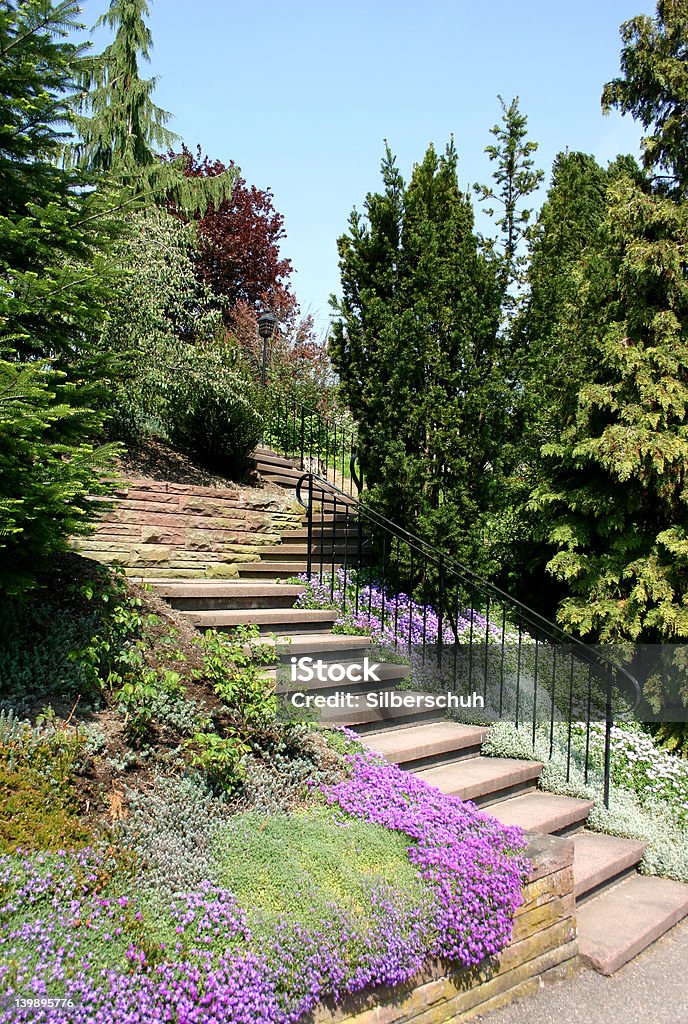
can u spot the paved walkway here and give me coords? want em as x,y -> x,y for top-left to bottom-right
475,920 -> 688,1024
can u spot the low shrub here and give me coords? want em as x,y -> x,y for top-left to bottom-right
165,361 -> 263,477
0,709 -> 99,853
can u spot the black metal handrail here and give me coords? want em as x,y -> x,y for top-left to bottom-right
294,470 -> 641,809
262,390 -> 361,497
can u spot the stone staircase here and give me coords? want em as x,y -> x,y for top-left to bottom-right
97,445 -> 688,982
154,570 -> 688,976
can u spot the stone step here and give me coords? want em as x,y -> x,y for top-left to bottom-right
273,632 -> 373,661
365,721 -> 489,769
486,791 -> 595,835
185,607 -> 339,634
577,874 -> 688,975
281,526 -> 363,541
414,756 -> 542,805
319,690 -> 445,733
149,581 -> 305,610
234,562 -> 343,579
573,832 -> 647,902
257,544 -> 363,559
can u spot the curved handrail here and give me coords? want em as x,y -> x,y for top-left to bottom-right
295,470 -> 642,712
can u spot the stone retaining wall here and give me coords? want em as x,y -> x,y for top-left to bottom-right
313,833 -> 577,1024
72,477 -> 302,578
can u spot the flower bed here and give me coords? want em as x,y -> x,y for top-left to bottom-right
0,749 -> 529,1024
293,570 -> 519,651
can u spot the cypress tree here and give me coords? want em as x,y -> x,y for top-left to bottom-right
330,141 -> 502,568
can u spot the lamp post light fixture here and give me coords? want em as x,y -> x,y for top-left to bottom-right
257,309 -> 278,388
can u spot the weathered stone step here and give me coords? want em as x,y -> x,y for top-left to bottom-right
185,608 -> 339,634
366,721 -> 489,769
319,690 -> 444,732
258,544 -> 363,559
577,874 -> 688,974
414,756 -> 542,805
149,581 -> 305,610
234,561 -> 344,579
273,632 -> 373,662
573,832 -> 647,902
487,791 -> 595,835
281,526 -> 362,541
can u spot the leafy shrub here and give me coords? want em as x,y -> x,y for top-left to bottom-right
117,669 -> 183,742
199,626 -> 277,729
165,360 -> 263,477
187,732 -> 250,796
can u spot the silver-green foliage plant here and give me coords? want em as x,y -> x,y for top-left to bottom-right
482,720 -> 688,882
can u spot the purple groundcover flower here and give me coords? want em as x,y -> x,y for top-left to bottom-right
321,750 -> 530,966
294,570 -> 517,650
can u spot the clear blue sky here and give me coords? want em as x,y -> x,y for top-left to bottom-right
85,0 -> 655,337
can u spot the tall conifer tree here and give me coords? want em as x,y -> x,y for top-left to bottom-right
331,141 -> 502,567
72,0 -> 234,212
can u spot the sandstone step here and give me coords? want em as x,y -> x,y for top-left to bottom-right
365,721 -> 489,769
257,544 -> 362,559
234,562 -> 343,579
573,832 -> 647,902
185,608 -> 339,634
274,632 -> 373,661
486,791 -> 595,834
281,527 -> 362,541
319,690 -> 445,732
150,581 -> 305,610
577,874 -> 688,974
414,756 -> 542,805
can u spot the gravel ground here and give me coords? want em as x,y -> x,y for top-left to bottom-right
474,920 -> 688,1024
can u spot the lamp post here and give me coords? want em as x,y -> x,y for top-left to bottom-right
257,309 -> 277,389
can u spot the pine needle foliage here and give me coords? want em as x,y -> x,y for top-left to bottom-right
70,0 -> 236,215
0,2 -> 121,591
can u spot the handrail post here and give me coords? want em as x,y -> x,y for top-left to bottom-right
437,556 -> 444,668
604,668 -> 613,808
306,473 -> 314,578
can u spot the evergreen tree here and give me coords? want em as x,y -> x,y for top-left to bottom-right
475,96 -> 543,299
73,0 -> 176,174
330,141 -> 502,566
72,0 -> 234,213
603,0 -> 688,197
519,153 -> 642,449
529,179 -> 688,649
0,1 -> 119,590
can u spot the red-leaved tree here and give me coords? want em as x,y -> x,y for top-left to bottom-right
179,144 -> 294,317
